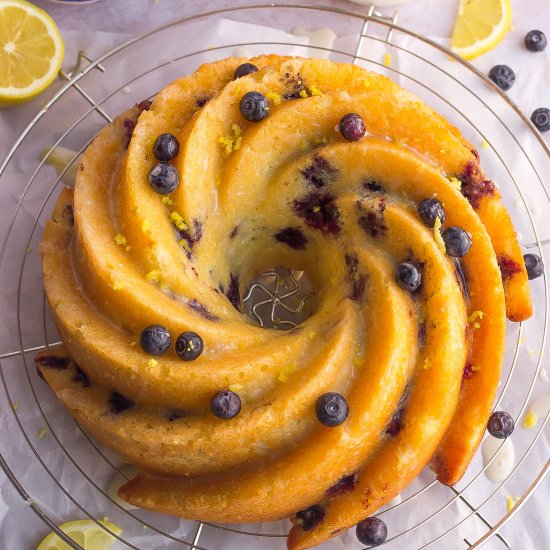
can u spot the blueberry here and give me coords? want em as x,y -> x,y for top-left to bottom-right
356,517 -> 388,546
338,113 -> 366,141
239,91 -> 269,122
296,505 -> 325,531
442,226 -> 472,257
233,62 -> 259,79
175,331 -> 204,361
418,198 -> 445,228
524,30 -> 547,52
487,411 -> 514,439
531,108 -> 550,132
210,389 -> 241,419
140,325 -> 171,355
488,65 -> 515,91
396,262 -> 422,293
153,133 -> 180,161
315,392 -> 349,427
523,254 -> 543,280
148,162 -> 179,194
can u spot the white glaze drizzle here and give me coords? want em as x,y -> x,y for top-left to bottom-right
481,437 -> 515,482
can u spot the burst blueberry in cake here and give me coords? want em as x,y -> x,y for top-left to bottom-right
37,56 -> 536,549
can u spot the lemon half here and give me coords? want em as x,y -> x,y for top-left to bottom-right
451,0 -> 512,60
0,0 -> 64,105
36,519 -> 122,550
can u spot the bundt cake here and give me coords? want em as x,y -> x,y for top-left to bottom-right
37,55 -> 534,549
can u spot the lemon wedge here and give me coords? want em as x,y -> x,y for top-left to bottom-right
0,0 -> 64,106
451,0 -> 512,60
36,519 -> 122,550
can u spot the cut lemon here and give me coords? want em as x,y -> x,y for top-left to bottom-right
0,0 -> 64,105
36,519 -> 122,550
451,0 -> 512,60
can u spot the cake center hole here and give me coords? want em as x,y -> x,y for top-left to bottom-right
243,266 -> 315,330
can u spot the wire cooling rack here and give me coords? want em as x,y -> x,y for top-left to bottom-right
0,3 -> 548,549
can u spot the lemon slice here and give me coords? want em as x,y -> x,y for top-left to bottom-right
451,0 -> 512,60
0,0 -> 64,105
36,519 -> 122,550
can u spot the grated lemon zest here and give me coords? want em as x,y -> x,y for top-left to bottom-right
278,364 -> 295,382
11,402 -> 18,411
313,136 -> 328,146
265,92 -> 282,105
38,428 -> 47,439
440,149 -> 446,154
522,410 -> 538,429
506,495 -> 518,512
308,84 -> 323,96
218,135 -> 233,156
179,239 -> 192,253
312,206 -> 321,213
125,245 -> 132,252
146,269 -> 161,283
468,310 -> 484,329
170,211 -> 188,231
234,136 -> 243,151
147,358 -> 158,368
141,219 -> 150,233
299,89 -> 308,98
161,195 -> 174,205
229,383 -> 244,392
383,53 -> 391,66
448,177 -> 462,190
434,217 -> 446,253
114,234 -> 127,246
481,139 -> 490,149
423,357 -> 431,370
231,123 -> 243,138
109,276 -> 125,291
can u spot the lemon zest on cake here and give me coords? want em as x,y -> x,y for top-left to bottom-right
161,195 -> 174,205
434,217 -> 446,253
170,211 -> 188,231
422,357 -> 431,370
278,364 -> 295,382
448,177 -> 462,190
146,269 -> 161,283
229,383 -> 244,392
141,219 -> 150,233
313,136 -> 328,146
308,84 -> 323,96
308,330 -> 316,339
114,234 -> 127,246
179,239 -> 192,253
265,91 -> 282,105
234,136 -> 243,151
218,135 -> 234,156
468,310 -> 484,329
522,410 -> 538,429
231,123 -> 243,138
125,245 -> 132,252
299,89 -> 308,98
147,358 -> 158,368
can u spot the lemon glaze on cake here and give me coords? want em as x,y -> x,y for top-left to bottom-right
37,56 -> 532,549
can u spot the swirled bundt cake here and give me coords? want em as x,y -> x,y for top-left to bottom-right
37,56 -> 534,549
